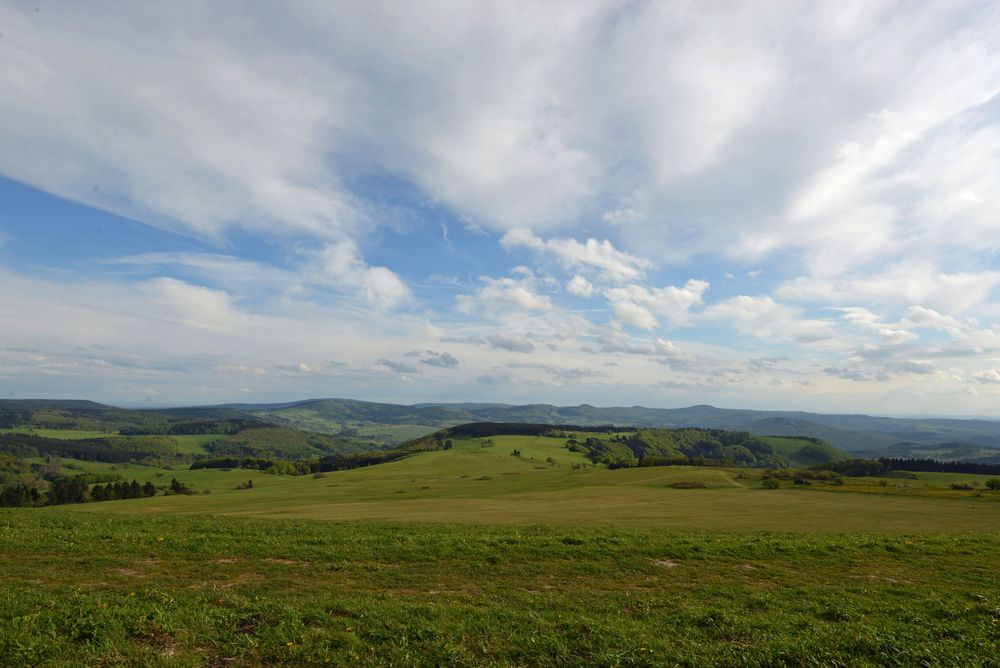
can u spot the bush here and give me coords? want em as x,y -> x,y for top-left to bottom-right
986,478 -> 1000,490
762,478 -> 780,489
669,481 -> 708,489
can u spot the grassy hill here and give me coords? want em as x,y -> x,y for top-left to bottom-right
60,431 -> 998,532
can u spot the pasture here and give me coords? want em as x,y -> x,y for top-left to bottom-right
68,435 -> 1000,533
4,432 -> 1000,666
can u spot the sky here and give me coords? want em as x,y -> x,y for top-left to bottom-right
1,1 -> 1000,414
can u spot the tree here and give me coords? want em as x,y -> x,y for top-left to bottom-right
986,479 -> 1000,490
142,481 -> 156,497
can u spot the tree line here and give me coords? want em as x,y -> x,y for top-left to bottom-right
1,478 -> 161,507
820,457 -> 1000,477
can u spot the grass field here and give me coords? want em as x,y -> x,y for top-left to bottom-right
168,434 -> 222,455
2,512 -> 999,666
63,436 -> 1000,533
5,433 -> 1000,665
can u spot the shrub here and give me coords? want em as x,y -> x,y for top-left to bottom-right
762,478 -> 780,489
669,481 -> 708,489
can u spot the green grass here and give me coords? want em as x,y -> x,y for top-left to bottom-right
1,511 -> 999,666
168,434 -> 222,455
61,437 -> 1000,533
6,434 -> 1000,665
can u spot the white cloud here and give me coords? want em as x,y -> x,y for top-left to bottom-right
0,4 -> 359,241
318,242 -> 410,309
605,279 -> 709,329
610,300 -> 658,330
974,369 -> 1000,385
836,307 -> 917,344
566,275 -> 595,298
3,2 -> 1000,413
777,265 -> 1000,314
457,268 -> 552,314
501,227 -> 651,282
702,295 -> 835,343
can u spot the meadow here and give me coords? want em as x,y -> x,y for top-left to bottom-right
71,435 -> 1000,533
3,433 -> 1000,665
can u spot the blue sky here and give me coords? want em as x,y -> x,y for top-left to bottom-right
1,1 -> 1000,413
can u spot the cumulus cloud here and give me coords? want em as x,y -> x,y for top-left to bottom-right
456,268 -> 552,314
836,307 -> 917,344
319,242 -> 411,309
566,275 -> 595,298
605,280 -> 709,329
501,228 -> 651,282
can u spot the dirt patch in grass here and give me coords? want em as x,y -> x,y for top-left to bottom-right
653,559 -> 680,568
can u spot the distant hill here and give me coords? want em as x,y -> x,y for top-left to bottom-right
5,397 -> 1000,460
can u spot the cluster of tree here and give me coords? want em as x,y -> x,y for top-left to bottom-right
879,457 -> 1000,476
0,485 -> 40,507
191,457 -> 311,475
90,479 -> 156,501
0,475 -> 166,507
121,418 -> 272,436
822,457 -> 1000,477
0,409 -> 32,428
314,448 -> 417,472
0,433 -> 179,463
314,434 -> 443,472
564,428 -> 833,469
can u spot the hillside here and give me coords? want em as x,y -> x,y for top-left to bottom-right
6,398 -> 1000,459
240,398 -> 1000,456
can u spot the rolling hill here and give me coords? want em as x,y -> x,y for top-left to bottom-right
6,397 -> 1000,459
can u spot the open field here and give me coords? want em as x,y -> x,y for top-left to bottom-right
65,437 -> 1000,533
5,431 -> 1000,665
168,435 -> 221,455
2,511 -> 999,666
